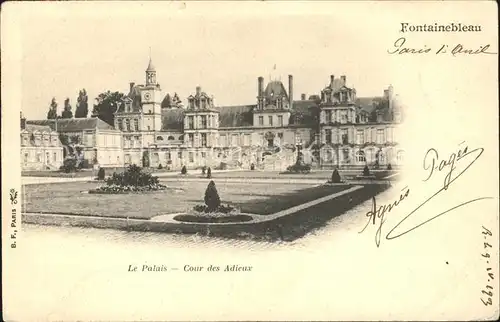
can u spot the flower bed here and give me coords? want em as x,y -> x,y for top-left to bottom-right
89,184 -> 168,194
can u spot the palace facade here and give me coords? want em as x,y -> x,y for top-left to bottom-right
24,57 -> 405,171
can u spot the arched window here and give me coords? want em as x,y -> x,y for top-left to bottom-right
156,136 -> 164,141
168,136 -> 175,140
356,150 -> 366,162
178,135 -> 184,141
397,150 -> 405,163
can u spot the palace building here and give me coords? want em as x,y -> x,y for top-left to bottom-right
24,57 -> 405,171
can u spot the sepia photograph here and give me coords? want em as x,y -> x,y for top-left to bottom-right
2,1 -> 499,321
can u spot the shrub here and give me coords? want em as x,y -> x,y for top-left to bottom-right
78,159 -> 91,169
204,180 -> 221,212
217,162 -> 228,170
201,166 -> 206,175
104,164 -> 162,188
331,169 -> 341,183
250,163 -> 255,170
97,168 -> 105,180
181,165 -> 187,175
363,165 -> 371,176
207,167 -> 212,179
286,163 -> 311,173
61,158 -> 77,173
387,163 -> 393,170
158,163 -> 163,170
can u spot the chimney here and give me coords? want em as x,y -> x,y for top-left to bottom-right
196,86 -> 201,95
330,75 -> 335,86
129,82 -> 135,92
288,74 -> 293,109
258,76 -> 264,97
341,75 -> 346,85
20,112 -> 26,130
301,93 -> 306,100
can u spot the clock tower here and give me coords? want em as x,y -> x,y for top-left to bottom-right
141,57 -> 162,132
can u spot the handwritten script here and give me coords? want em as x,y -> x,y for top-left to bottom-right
360,142 -> 493,247
388,37 -> 497,56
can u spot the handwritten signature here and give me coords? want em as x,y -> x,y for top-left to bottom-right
360,141 -> 493,247
388,37 -> 497,56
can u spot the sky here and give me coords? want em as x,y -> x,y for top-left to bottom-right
3,1 -> 494,120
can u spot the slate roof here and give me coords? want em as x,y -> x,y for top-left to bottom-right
264,81 -> 289,100
161,109 -> 185,131
27,118 -> 116,132
289,100 -> 319,126
219,105 -> 255,128
355,96 -> 385,113
24,124 -> 53,133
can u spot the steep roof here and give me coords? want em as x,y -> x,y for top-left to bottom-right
219,105 -> 255,128
146,58 -> 155,72
355,96 -> 385,113
289,100 -> 319,126
161,109 -> 184,131
264,81 -> 289,100
25,124 -> 53,133
27,118 -> 115,132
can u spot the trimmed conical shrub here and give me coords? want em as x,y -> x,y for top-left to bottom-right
363,165 -> 370,176
207,167 -> 212,179
204,180 -> 221,212
331,168 -> 341,183
181,165 -> 187,175
387,163 -> 392,170
97,167 -> 105,180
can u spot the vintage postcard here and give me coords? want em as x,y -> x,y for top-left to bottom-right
1,1 -> 499,321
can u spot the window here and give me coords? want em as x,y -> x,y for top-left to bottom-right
343,149 -> 349,161
397,150 -> 405,163
278,132 -> 283,139
188,133 -> 194,146
356,130 -> 364,145
53,152 -> 57,162
325,130 -> 332,144
134,136 -> 140,148
189,152 -> 194,163
201,152 -> 206,159
356,151 -> 366,162
46,152 -> 50,163
178,151 -> 183,159
341,129 -> 348,144
377,129 -> 384,144
278,115 -> 283,127
201,133 -> 207,147
231,134 -> 239,147
156,136 -> 163,141
166,151 -> 171,160
125,119 -> 131,131
134,119 -> 139,131
268,115 -> 273,126
341,112 -> 348,124
24,153 -> 28,165
147,126 -> 151,131
258,116 -> 264,126
244,134 -> 251,146
325,149 -> 333,161
201,115 -> 207,129
188,116 -> 194,129
168,136 -> 175,140
117,119 -> 123,131
325,110 -> 332,123
37,153 -> 42,162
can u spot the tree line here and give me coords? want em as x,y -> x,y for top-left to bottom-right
46,89 -> 125,126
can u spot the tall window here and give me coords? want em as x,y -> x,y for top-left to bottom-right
166,151 -> 171,160
268,115 -> 273,126
53,152 -> 57,163
189,152 -> 194,163
377,129 -> 384,144
326,110 -> 332,123
231,134 -> 238,146
24,153 -> 28,165
188,116 -> 194,129
326,129 -> 332,144
134,119 -> 139,131
117,119 -> 123,131
278,115 -> 283,127
201,115 -> 207,129
341,129 -> 348,144
201,133 -> 207,147
125,119 -> 131,131
356,130 -> 364,144
258,116 -> 264,126
188,133 -> 194,146
178,151 -> 183,159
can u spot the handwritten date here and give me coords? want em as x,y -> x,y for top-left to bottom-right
480,226 -> 494,306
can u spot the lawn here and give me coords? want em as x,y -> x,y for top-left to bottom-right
22,180 -> 352,219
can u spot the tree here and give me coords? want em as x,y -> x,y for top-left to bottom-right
97,168 -> 106,180
204,180 -> 221,212
47,98 -> 58,119
75,89 -> 89,118
61,98 -> 73,119
92,91 -> 126,125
